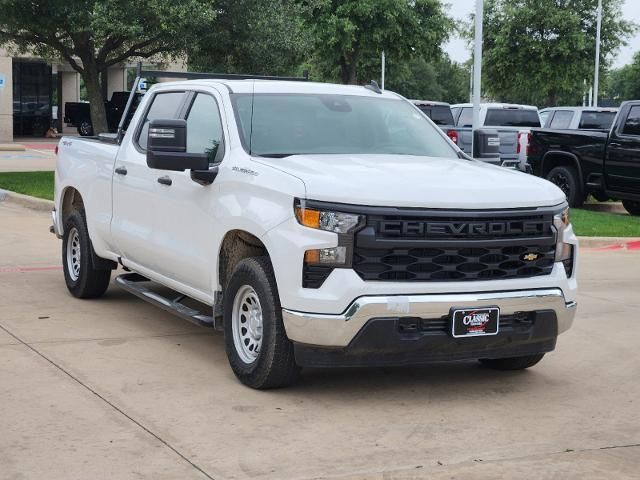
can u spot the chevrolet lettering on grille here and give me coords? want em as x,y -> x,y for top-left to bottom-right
378,220 -> 549,237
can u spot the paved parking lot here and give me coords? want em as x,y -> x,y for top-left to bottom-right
1,201 -> 639,480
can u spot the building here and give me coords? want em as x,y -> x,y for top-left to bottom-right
0,47 -> 184,142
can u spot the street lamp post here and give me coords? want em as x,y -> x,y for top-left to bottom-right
471,0 -> 484,155
594,0 -> 603,107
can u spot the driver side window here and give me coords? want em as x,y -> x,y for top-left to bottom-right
186,93 -> 225,164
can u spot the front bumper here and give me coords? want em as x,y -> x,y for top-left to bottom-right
283,288 -> 576,352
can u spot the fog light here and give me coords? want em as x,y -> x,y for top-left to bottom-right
304,247 -> 347,265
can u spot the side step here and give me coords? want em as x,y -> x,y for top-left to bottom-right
115,273 -> 222,330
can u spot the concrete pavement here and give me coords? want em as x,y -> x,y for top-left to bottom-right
0,140 -> 57,172
1,202 -> 639,480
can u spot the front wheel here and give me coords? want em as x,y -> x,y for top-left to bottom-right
622,199 -> 640,216
547,166 -> 583,208
479,353 -> 545,371
223,257 -> 300,389
62,210 -> 111,298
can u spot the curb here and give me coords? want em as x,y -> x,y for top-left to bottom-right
578,236 -> 640,250
0,189 -> 54,212
0,144 -> 26,152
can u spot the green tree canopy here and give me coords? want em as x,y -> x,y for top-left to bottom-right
0,0 -> 217,134
303,0 -> 453,85
603,50 -> 640,103
478,0 -> 635,107
188,0 -> 310,77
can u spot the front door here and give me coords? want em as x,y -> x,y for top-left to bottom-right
149,90 -> 227,296
111,90 -> 187,270
606,105 -> 640,194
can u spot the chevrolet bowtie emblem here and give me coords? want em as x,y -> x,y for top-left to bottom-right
522,253 -> 539,261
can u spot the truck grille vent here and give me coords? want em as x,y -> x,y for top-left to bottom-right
352,208 -> 558,283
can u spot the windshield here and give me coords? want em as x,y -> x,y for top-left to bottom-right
231,93 -> 458,158
484,108 -> 541,127
579,111 -> 616,129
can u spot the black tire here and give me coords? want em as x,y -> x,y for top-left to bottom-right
479,353 -> 545,371
223,256 -> 300,389
591,191 -> 610,203
78,121 -> 93,136
546,165 -> 584,208
62,210 -> 111,299
622,199 -> 640,216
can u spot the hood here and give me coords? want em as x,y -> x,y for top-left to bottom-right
254,154 -> 565,209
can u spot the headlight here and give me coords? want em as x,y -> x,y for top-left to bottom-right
554,207 -> 574,276
294,202 -> 362,234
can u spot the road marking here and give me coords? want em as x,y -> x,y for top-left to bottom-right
0,265 -> 62,273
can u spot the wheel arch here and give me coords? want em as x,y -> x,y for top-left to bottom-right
59,186 -> 85,235
217,229 -> 272,296
541,151 -> 584,186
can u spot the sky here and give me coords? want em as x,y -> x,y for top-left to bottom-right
443,0 -> 640,68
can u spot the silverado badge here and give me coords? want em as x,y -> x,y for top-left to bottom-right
521,252 -> 540,262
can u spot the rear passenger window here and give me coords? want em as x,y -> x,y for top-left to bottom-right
549,110 -> 574,129
622,106 -> 640,136
137,92 -> 185,150
186,93 -> 225,164
457,107 -> 472,127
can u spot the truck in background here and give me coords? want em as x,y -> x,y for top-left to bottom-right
539,107 -> 618,130
450,103 -> 542,169
527,100 -> 640,213
64,91 -> 144,136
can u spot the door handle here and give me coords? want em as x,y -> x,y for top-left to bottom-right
157,176 -> 172,186
115,166 -> 127,176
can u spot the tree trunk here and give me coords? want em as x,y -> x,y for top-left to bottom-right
339,50 -> 359,85
81,64 -> 109,135
546,90 -> 558,107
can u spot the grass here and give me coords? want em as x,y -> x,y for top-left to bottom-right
0,171 -> 54,200
571,208 -> 640,237
0,171 -> 639,237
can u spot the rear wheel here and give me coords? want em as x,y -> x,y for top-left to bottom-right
62,210 -> 111,298
223,257 -> 300,389
547,165 -> 583,208
622,199 -> 640,216
479,353 -> 545,371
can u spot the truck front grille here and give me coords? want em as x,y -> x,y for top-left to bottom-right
352,208 -> 557,282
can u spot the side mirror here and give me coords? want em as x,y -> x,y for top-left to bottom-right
146,119 -> 209,171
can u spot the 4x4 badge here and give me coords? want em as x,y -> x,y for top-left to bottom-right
521,252 -> 540,261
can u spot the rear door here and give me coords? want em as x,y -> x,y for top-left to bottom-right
111,90 -> 187,270
606,105 -> 640,193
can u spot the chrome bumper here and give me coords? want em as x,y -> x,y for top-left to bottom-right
282,289 -> 577,347
50,209 -> 62,238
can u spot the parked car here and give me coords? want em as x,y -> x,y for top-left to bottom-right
539,107 -> 618,130
51,74 -> 578,389
527,100 -> 640,213
64,91 -> 144,136
411,100 -> 455,128
451,103 -> 542,168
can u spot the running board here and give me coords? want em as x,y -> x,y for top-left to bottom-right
115,273 -> 221,329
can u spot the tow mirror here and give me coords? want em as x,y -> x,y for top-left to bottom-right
146,119 -> 209,171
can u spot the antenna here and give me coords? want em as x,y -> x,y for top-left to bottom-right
365,80 -> 382,94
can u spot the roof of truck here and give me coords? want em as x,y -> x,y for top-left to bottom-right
150,79 -> 403,99
539,106 -> 618,113
451,102 -> 538,110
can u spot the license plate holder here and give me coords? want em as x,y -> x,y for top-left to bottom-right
451,307 -> 500,338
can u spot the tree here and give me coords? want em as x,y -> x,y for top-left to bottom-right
478,0 -> 635,106
0,0 -> 217,134
303,0 -> 453,85
603,51 -> 640,103
189,0 -> 310,77
384,55 -> 470,103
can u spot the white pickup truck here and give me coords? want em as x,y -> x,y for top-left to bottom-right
51,70 -> 578,389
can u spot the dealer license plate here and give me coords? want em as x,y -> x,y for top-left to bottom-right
451,307 -> 500,338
